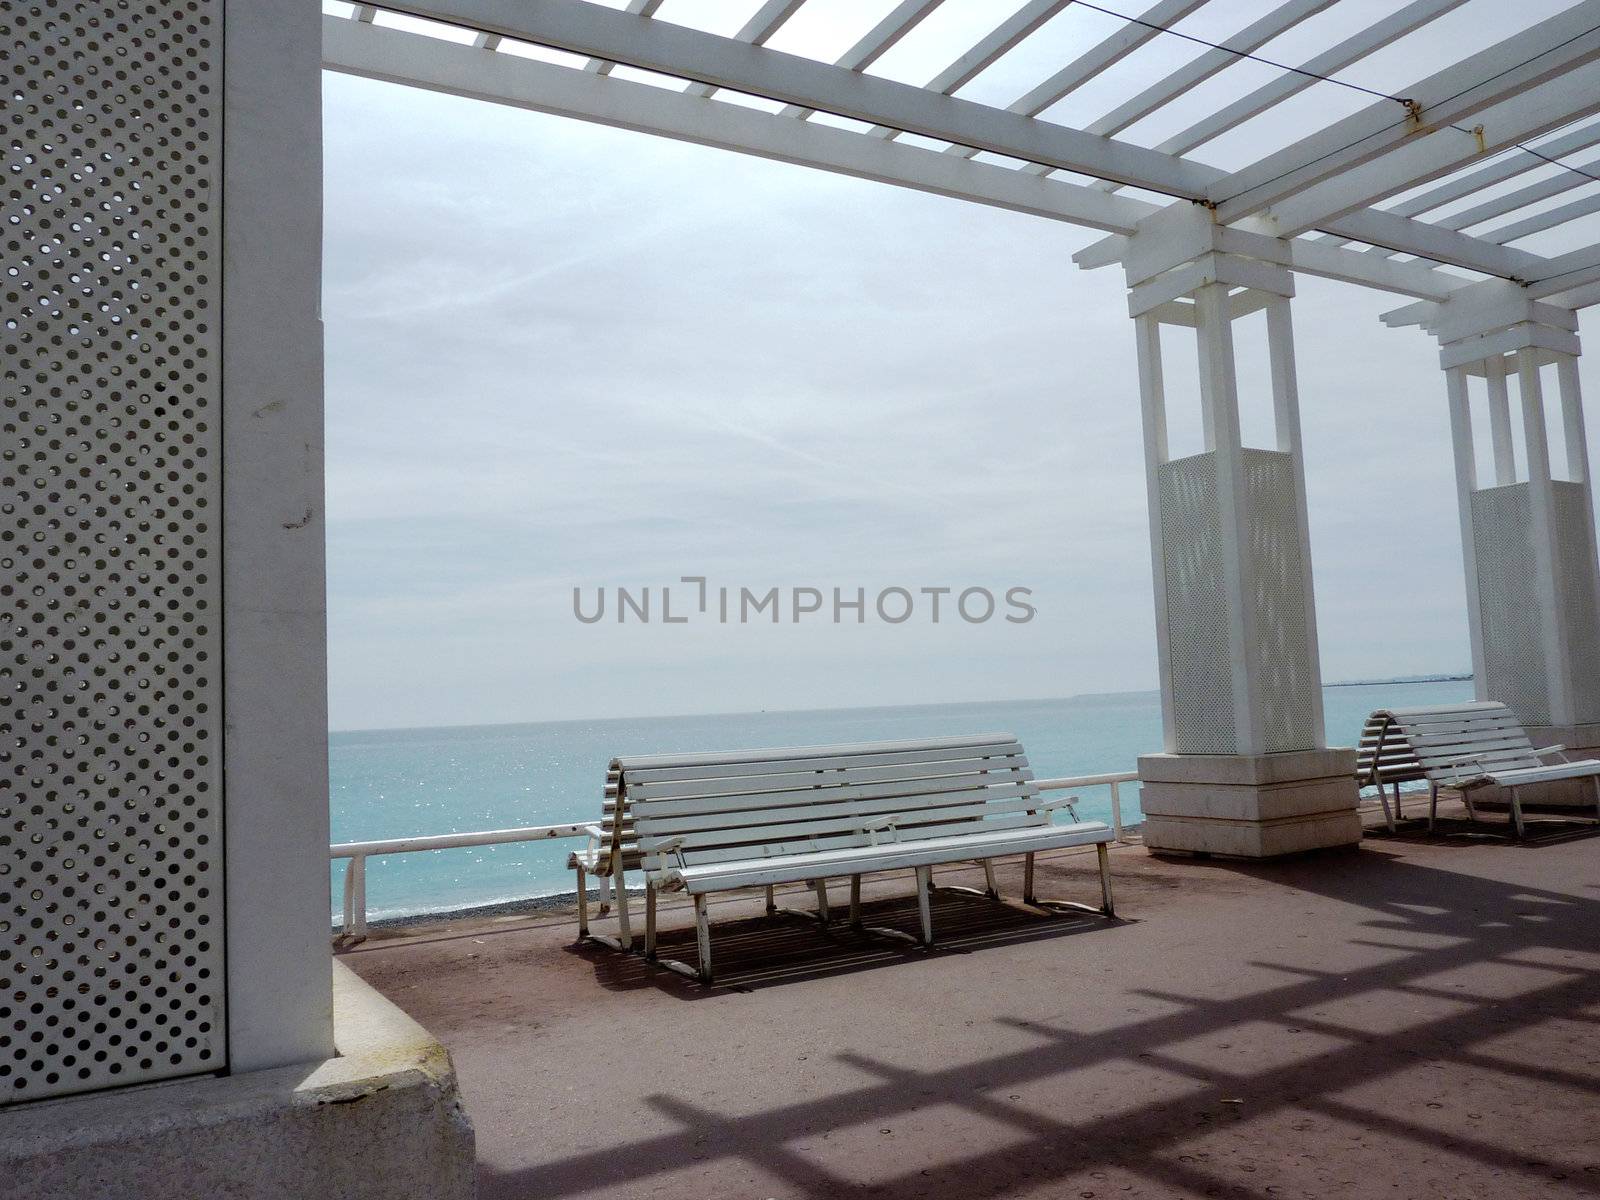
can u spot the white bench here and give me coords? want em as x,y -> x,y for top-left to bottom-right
1361,702 -> 1600,837
567,763 -> 638,949
587,733 -> 1115,983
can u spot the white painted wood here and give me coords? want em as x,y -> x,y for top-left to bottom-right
1445,367 -> 1490,698
1134,313 -> 1177,754
776,0 -> 944,122
1372,703 -> 1600,795
1140,0 -> 1469,164
321,18 -> 1156,235
1195,282 -> 1262,755
683,0 -> 804,98
607,735 -> 1112,975
1519,348 -> 1575,726
379,0 -> 1217,197
1267,298 -> 1327,748
1486,355 -> 1516,486
1087,0 -> 1338,139
1209,3 -> 1600,223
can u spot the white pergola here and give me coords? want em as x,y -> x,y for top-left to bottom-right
322,0 -> 1600,854
11,0 -> 1600,1134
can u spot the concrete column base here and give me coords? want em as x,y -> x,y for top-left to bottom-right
1138,748 -> 1361,858
1464,723 -> 1600,810
0,962 -> 475,1200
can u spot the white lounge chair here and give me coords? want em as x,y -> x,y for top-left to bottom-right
1359,702 -> 1600,837
580,733 -> 1115,982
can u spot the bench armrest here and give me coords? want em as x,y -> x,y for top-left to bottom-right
652,835 -> 689,869
1441,755 -> 1490,785
1036,794 -> 1081,821
1533,744 -> 1568,762
856,814 -> 901,845
583,823 -> 606,843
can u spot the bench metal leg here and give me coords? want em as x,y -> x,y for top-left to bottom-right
1392,782 -> 1404,826
598,870 -> 612,916
765,884 -> 777,916
1509,786 -> 1525,839
849,875 -> 861,926
613,862 -> 633,951
693,894 -> 713,984
576,864 -> 589,941
1592,775 -> 1600,823
1097,843 -> 1115,916
644,882 -> 658,960
1375,784 -> 1395,833
1428,782 -> 1439,832
814,878 -> 831,924
914,866 -> 934,946
1021,846 -> 1119,918
929,860 -> 996,901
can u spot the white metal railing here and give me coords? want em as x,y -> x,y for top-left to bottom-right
1035,771 -> 1138,843
329,771 -> 1141,939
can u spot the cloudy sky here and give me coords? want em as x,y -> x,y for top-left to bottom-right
320,0 -> 1600,731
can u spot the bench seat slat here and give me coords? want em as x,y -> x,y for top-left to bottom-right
639,810 -> 1052,870
664,821 -> 1113,893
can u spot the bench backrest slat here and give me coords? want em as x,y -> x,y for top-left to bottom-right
1357,702 -> 1544,787
610,734 -> 1051,879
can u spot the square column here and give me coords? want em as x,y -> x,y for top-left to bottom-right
1440,320 -> 1600,799
1124,244 -> 1358,857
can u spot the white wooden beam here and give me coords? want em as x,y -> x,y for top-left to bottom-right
683,0 -> 805,99
377,0 -> 1218,196
1263,61 -> 1600,234
1326,118 -> 1600,236
1526,244 -> 1600,297
1484,191 -> 1600,245
869,0 -> 1073,140
1088,0 -> 1338,139
1209,1 -> 1600,223
1141,0 -> 1469,164
776,0 -> 944,122
321,16 -> 1158,233
588,0 -> 663,77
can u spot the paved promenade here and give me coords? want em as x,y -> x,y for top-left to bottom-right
342,807 -> 1600,1199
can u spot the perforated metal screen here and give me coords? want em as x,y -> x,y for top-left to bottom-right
1158,449 -> 1317,755
1553,482 -> 1600,723
1158,453 -> 1235,754
2,0 -> 226,1104
1471,484 -> 1549,725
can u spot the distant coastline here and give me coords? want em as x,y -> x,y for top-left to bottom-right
1324,672 -> 1472,688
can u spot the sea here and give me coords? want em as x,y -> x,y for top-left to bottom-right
329,679 -> 1474,922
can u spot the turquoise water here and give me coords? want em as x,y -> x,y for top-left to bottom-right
329,680 -> 1473,921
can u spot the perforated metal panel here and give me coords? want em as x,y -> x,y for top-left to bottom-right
2,0 -> 225,1104
1158,453 -> 1235,754
1553,482 -> 1600,723
1158,449 -> 1318,755
1242,450 -> 1317,753
1471,484 -> 1549,725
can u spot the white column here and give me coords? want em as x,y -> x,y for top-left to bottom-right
1445,366 -> 1489,696
1517,349 -> 1574,725
1133,314 -> 1178,753
1195,282 -> 1264,755
1485,354 -> 1516,485
1267,298 -> 1327,748
223,0 -> 335,1070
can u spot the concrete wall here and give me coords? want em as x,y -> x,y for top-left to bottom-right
0,964 -> 475,1200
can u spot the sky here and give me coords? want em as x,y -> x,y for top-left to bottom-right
320,0 -> 1600,731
